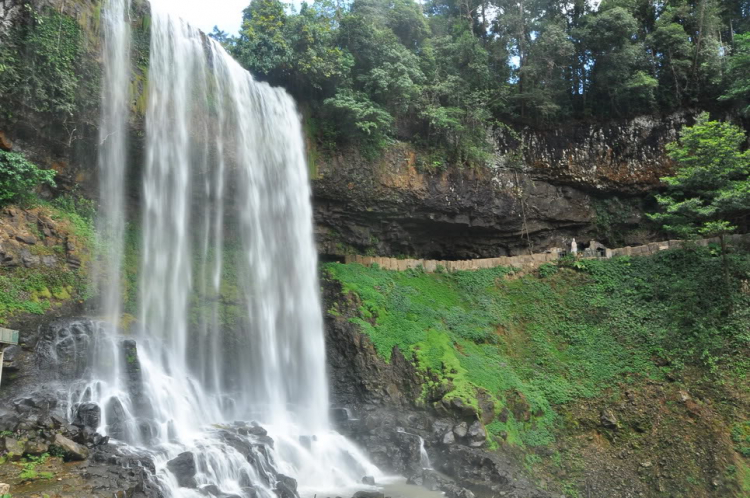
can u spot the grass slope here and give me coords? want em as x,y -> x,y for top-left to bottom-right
324,248 -> 750,449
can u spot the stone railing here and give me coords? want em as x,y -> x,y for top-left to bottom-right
344,233 -> 750,273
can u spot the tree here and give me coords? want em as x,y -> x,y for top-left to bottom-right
577,5 -> 656,116
209,26 -> 236,50
720,33 -> 750,116
233,0 -> 292,80
0,151 -> 56,206
649,112 -> 749,248
516,21 -> 574,123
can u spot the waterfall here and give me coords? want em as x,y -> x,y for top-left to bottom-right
418,437 -> 432,470
397,428 -> 432,470
95,0 -> 131,322
75,1 -> 384,496
68,0 -> 143,446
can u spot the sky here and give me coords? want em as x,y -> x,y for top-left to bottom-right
158,0 -> 305,36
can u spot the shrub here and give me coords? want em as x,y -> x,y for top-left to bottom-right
0,150 -> 55,205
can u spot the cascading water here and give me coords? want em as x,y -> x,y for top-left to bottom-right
65,0 -> 385,496
397,428 -> 432,470
95,0 -> 130,322
59,0 -> 143,445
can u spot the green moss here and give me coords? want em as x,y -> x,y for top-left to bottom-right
0,6 -> 99,119
0,202 -> 94,324
325,248 -> 750,448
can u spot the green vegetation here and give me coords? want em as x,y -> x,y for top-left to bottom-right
218,0 -> 750,165
325,246 -> 750,447
649,113 -> 750,241
732,421 -> 750,457
0,201 -> 94,325
0,151 -> 56,206
17,453 -> 54,482
0,6 -> 98,119
720,33 -> 750,115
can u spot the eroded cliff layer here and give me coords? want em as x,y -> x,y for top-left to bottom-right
313,113 -> 688,259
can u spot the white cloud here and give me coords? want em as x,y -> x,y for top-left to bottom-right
152,0 -> 305,36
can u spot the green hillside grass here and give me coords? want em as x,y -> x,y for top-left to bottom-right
324,247 -> 750,448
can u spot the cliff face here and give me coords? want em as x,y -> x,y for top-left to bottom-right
0,0 -> 149,201
313,113 -> 687,259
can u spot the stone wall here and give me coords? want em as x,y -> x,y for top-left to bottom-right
344,233 -> 750,273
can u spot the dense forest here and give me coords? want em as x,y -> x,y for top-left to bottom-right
211,0 -> 750,164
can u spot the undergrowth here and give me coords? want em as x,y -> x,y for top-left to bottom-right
0,201 -> 94,324
324,247 -> 750,448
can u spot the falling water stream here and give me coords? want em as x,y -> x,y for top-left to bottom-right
70,0 -> 386,496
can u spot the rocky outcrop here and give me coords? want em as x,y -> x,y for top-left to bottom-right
491,112 -> 690,192
311,112 -> 687,259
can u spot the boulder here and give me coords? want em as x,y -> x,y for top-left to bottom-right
275,474 -> 298,498
167,451 -> 197,488
362,476 -> 376,485
0,483 -> 9,494
352,491 -> 384,498
331,408 -> 350,422
53,433 -> 89,461
15,233 -> 37,245
239,424 -> 268,437
24,439 -> 50,456
468,421 -> 486,440
442,431 -> 455,445
600,409 -> 619,429
453,422 -> 468,438
104,397 -> 127,440
1,437 -> 23,460
73,402 -> 101,430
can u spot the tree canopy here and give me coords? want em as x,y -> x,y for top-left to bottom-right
649,112 -> 750,239
213,0 -> 750,165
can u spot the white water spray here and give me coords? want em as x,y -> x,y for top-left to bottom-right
79,1 -> 384,496
95,0 -> 130,322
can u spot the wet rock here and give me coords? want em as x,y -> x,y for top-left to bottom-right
0,411 -> 20,432
54,433 -> 89,461
407,472 -> 424,486
331,407 -> 350,422
453,422 -> 468,438
24,439 -> 49,455
13,392 -> 58,413
50,413 -> 68,429
600,409 -> 619,429
167,451 -> 198,488
14,414 -> 39,431
1,437 -> 23,459
239,424 -> 268,437
442,430 -> 455,445
362,475 -> 376,485
104,396 -> 128,440
275,474 -> 298,498
468,421 -> 486,440
200,484 -> 222,495
352,492 -> 384,498
73,402 -> 101,430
